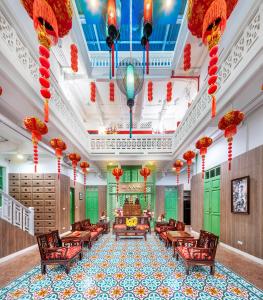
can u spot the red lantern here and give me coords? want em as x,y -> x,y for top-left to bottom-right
148,81 -> 153,102
166,81 -> 172,102
24,117 -> 48,173
183,150 -> 196,183
68,153 -> 81,186
80,161 -> 89,189
195,137 -> 213,179
112,167 -> 123,202
218,110 -> 244,170
90,82 -> 96,103
21,0 -> 73,123
0,86 -> 2,96
140,167 -> 151,201
70,44 -> 78,72
173,160 -> 183,185
50,138 -> 67,179
109,81 -> 115,102
183,43 -> 191,71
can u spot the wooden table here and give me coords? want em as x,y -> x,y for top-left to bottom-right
61,231 -> 91,248
166,231 -> 193,257
115,230 -> 147,241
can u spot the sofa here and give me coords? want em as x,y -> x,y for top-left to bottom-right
71,219 -> 104,247
113,216 -> 151,233
155,218 -> 177,235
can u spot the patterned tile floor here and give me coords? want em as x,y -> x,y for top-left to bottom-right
0,234 -> 263,300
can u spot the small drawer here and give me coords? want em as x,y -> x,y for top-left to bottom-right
44,187 -> 56,193
32,193 -> 44,200
33,200 -> 44,206
9,180 -> 19,186
45,206 -> 55,213
32,174 -> 43,180
35,227 -> 44,235
32,180 -> 42,186
20,193 -> 32,200
44,174 -> 56,180
35,220 -> 45,227
44,200 -> 55,206
20,180 -> 32,187
34,206 -> 44,213
21,200 -> 32,207
44,220 -> 56,227
9,187 -> 20,193
10,193 -> 20,200
44,227 -> 56,233
9,174 -> 19,180
44,193 -> 55,200
34,213 -> 45,220
20,187 -> 32,193
45,213 -> 55,220
20,174 -> 32,180
33,187 -> 44,193
43,180 -> 55,187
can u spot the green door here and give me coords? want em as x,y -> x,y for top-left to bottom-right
86,187 -> 99,223
165,187 -> 178,220
204,166 -> 221,236
70,188 -> 75,224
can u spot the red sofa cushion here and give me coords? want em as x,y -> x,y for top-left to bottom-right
96,227 -> 103,234
45,246 -> 81,260
65,246 -> 81,259
114,224 -> 126,230
136,224 -> 149,231
90,231 -> 98,239
176,246 -> 212,261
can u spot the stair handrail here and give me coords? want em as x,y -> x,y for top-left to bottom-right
0,189 -> 34,236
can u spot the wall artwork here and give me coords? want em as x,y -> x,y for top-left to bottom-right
231,176 -> 249,214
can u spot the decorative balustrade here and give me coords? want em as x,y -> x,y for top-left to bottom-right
89,52 -> 173,68
0,190 -> 34,236
89,134 -> 174,154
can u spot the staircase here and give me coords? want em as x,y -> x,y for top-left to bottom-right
0,190 -> 34,236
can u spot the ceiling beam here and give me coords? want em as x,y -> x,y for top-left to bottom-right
93,24 -> 101,51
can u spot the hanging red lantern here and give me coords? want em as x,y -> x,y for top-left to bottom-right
112,167 -> 123,202
183,150 -> 196,183
68,153 -> 81,186
140,167 -> 151,202
70,44 -> 78,72
218,110 -> 244,170
21,0 -> 73,123
90,82 -> 96,103
109,81 -> 115,102
24,117 -> 48,173
195,136 -> 213,179
0,86 -> 2,96
183,43 -> 191,71
148,81 -> 153,102
173,160 -> 183,185
80,161 -> 89,189
50,138 -> 67,179
166,81 -> 172,102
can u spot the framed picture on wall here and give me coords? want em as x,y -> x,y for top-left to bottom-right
231,176 -> 249,214
79,192 -> 83,200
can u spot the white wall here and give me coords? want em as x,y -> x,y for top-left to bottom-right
157,171 -> 190,190
195,104 -> 263,173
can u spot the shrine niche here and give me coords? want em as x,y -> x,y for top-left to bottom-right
123,197 -> 142,216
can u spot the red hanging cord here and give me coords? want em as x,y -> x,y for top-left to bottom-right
146,40 -> 149,75
111,43 -> 115,77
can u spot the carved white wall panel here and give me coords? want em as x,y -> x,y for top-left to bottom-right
173,2 -> 263,154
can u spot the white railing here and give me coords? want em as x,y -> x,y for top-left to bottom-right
89,134 -> 174,155
0,190 -> 34,236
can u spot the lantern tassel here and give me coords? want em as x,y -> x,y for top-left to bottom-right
116,181 -> 119,202
146,40 -> 149,75
33,142 -> 38,173
57,157 -> 61,180
84,173 -> 86,189
143,46 -> 145,74
74,167 -> 76,186
212,95 -> 216,118
202,155 -> 205,179
177,173 -> 179,185
129,108 -> 132,138
187,165 -> 190,184
109,50 -> 112,80
115,40 -> 118,68
111,43 -> 114,77
228,138 -> 233,170
44,99 -> 49,123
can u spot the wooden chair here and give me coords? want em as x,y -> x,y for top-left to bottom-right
175,230 -> 219,275
37,230 -> 83,274
155,218 -> 176,235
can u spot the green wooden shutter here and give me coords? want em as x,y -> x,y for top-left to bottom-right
70,188 -> 75,224
86,186 -> 99,223
165,187 -> 178,220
